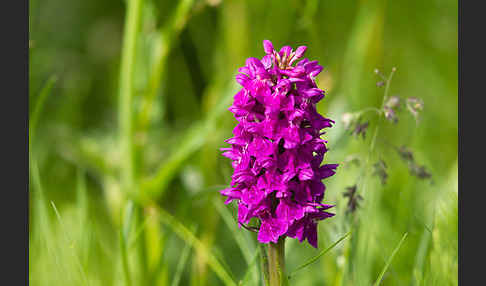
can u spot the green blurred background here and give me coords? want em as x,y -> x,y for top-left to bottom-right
29,0 -> 457,285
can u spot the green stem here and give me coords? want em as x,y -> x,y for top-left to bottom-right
381,68 -> 396,108
267,238 -> 286,286
120,228 -> 132,286
118,0 -> 146,283
356,107 -> 382,117
118,0 -> 144,195
371,68 -> 396,153
30,76 -> 57,144
357,67 -> 397,196
136,0 -> 196,133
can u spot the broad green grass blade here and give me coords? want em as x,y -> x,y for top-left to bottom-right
289,231 -> 351,278
157,206 -> 237,286
373,232 -> 408,286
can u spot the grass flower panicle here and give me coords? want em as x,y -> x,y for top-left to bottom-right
220,40 -> 337,248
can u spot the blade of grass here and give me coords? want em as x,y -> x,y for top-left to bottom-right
127,213 -> 151,250
211,245 -> 238,285
118,0 -> 147,281
147,227 -> 170,285
30,161 -> 65,285
131,206 -> 149,280
137,0 -> 197,132
238,248 -> 261,286
30,160 -> 48,242
120,201 -> 134,286
412,227 -> 432,285
156,206 -> 237,286
214,199 -> 255,263
170,238 -> 192,286
50,201 -> 90,286
214,199 -> 258,285
372,232 -> 408,286
118,0 -> 144,194
75,169 -> 91,267
288,231 -> 351,279
119,228 -> 132,286
29,75 -> 57,147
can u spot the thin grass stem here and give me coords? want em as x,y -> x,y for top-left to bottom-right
357,67 -> 397,197
170,240 -> 192,286
118,0 -> 148,282
29,75 -> 57,150
118,0 -> 144,194
373,232 -> 408,286
288,231 -> 351,279
50,201 -> 90,286
156,206 -> 237,286
136,0 -> 196,132
119,228 -> 132,286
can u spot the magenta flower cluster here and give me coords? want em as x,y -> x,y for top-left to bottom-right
220,40 -> 337,248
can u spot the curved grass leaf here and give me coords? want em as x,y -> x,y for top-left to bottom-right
238,248 -> 260,286
30,75 -> 57,146
170,238 -> 192,286
156,207 -> 237,286
30,162 -> 66,285
214,199 -> 259,284
373,232 -> 408,286
137,0 -> 197,132
288,231 -> 351,279
120,201 -> 135,286
50,201 -> 90,286
214,199 -> 254,263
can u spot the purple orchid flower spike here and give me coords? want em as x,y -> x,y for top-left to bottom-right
220,39 -> 338,249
